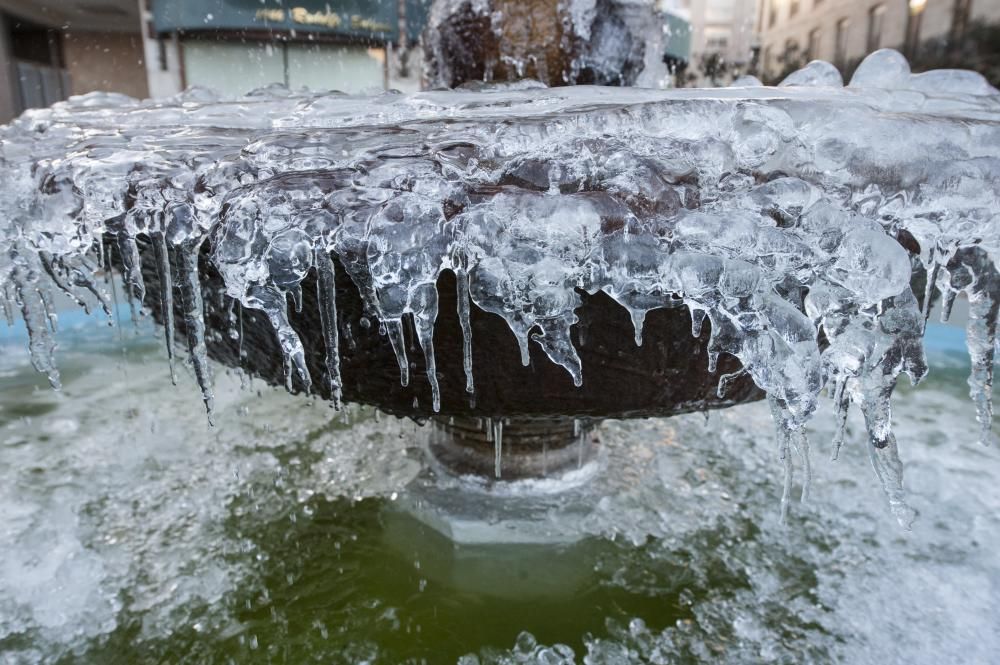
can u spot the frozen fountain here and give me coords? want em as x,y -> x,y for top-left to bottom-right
2,48 -> 997,524
0,35 -> 999,661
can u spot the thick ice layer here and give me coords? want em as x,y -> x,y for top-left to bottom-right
0,50 -> 997,522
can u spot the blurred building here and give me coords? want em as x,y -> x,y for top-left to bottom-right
658,0 -> 696,79
0,1 -> 431,123
756,0 -> 1000,82
141,0 -> 430,98
0,0 -> 148,123
663,0 -> 757,85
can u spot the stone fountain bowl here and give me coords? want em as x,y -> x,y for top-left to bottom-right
135,240 -> 763,420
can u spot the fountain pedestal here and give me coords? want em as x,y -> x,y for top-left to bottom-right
428,416 -> 598,481
397,416 -> 602,545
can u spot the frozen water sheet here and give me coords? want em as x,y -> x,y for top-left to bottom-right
0,50 -> 998,522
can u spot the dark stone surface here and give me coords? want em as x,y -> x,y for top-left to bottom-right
133,239 -> 764,419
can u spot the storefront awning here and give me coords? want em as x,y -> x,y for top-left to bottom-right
152,0 -> 403,42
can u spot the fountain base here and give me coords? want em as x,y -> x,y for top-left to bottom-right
399,417 -> 602,545
428,416 -> 598,480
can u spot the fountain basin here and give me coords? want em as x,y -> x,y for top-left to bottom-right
132,240 -> 761,419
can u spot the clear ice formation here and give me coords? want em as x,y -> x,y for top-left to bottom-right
1,50 -> 997,524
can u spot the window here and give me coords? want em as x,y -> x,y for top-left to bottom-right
835,18 -> 849,66
807,28 -> 821,61
707,37 -> 729,50
791,0 -> 800,17
769,0 -> 777,28
867,5 -> 886,52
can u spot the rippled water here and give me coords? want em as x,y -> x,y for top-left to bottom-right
0,304 -> 996,664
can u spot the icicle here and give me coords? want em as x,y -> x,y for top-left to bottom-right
493,418 -> 504,479
39,252 -> 89,314
13,266 -> 61,389
38,285 -> 57,333
41,251 -> 111,318
769,396 -> 795,524
795,428 -> 812,503
780,444 -> 793,524
1,288 -> 13,326
860,389 -> 916,528
151,233 -> 177,384
412,285 -> 441,412
690,308 -> 706,338
314,249 -> 343,408
939,287 -> 956,323
116,233 -> 145,302
97,237 -> 106,277
177,245 -> 215,419
235,300 -> 250,390
108,261 -> 121,330
385,319 -> 410,387
282,354 -> 295,392
69,256 -> 113,317
921,260 -> 938,326
630,309 -> 646,346
122,272 -> 140,329
532,317 -> 583,387
514,327 -> 531,367
245,283 -> 311,396
830,378 -> 850,460
705,312 -> 721,373
456,269 -> 475,394
965,279 -> 997,446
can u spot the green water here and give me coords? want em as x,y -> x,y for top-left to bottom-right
0,318 -> 997,664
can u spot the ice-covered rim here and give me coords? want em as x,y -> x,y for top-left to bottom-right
1,49 -> 997,525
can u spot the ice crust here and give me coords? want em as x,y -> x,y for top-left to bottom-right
0,50 -> 998,523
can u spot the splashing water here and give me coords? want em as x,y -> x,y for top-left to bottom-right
0,50 -> 997,524
0,324 -> 996,663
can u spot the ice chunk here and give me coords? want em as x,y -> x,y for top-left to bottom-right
909,69 -> 999,97
779,60 -> 843,88
849,49 -> 911,89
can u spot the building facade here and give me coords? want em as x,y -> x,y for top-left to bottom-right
0,0 -> 431,124
141,0 -> 430,98
756,0 -> 1000,82
664,0 -> 758,85
0,0 -> 148,123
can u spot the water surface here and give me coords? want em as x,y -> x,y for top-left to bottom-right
0,312 -> 996,663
